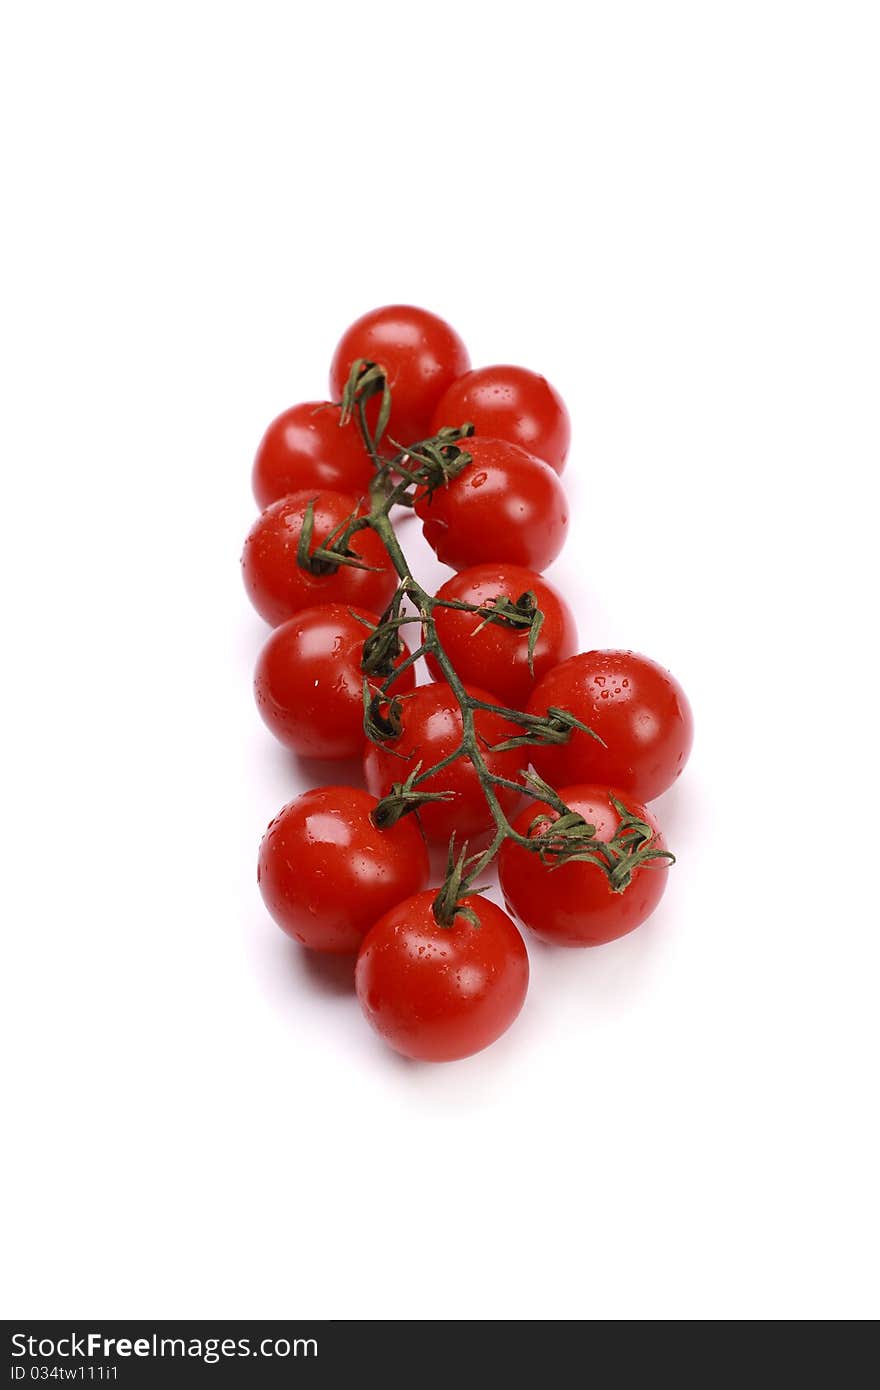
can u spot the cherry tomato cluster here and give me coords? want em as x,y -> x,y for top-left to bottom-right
244,305 -> 693,1063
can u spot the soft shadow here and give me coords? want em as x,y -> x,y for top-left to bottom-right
234,608 -> 272,666
392,508 -> 421,536
296,947 -> 357,998
651,777 -> 704,844
525,901 -> 669,1024
249,926 -> 358,1010
290,750 -> 366,788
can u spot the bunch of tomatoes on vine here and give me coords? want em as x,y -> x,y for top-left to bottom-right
242,305 -> 693,1062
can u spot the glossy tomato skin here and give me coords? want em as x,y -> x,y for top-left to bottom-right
499,786 -> 668,947
252,402 -> 373,510
241,490 -> 397,626
414,438 -> 569,573
526,650 -> 694,803
426,563 -> 577,707
362,682 -> 523,847
329,305 -> 470,446
254,604 -> 415,758
355,891 -> 529,1061
430,364 -> 571,474
258,787 -> 429,953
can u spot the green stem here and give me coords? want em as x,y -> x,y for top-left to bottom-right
379,643 -> 428,688
352,447 -> 527,894
347,397 -> 671,913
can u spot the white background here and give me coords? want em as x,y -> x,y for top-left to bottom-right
1,1 -> 878,1321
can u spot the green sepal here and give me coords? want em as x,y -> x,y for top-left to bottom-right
371,761 -> 454,829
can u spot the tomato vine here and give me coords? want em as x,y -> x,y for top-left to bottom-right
304,358 -> 677,925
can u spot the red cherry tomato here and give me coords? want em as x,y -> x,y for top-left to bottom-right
329,304 -> 470,446
499,785 -> 668,946
258,787 -> 429,953
254,603 -> 415,758
252,401 -> 373,509
241,490 -> 398,626
426,563 -> 577,707
362,682 -> 524,847
526,651 -> 694,803
414,438 -> 568,573
355,891 -> 529,1061
430,364 -> 571,474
